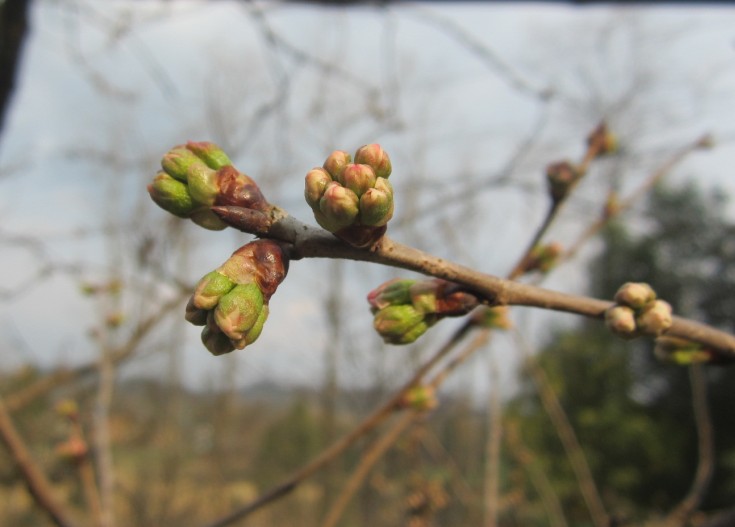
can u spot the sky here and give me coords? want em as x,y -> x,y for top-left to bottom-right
1,1 -> 735,396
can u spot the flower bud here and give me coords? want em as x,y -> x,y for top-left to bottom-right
654,336 -> 711,365
475,305 -> 512,330
526,242 -> 562,274
605,305 -> 638,339
636,300 -> 672,336
305,168 -> 333,209
359,178 -> 394,227
368,279 -> 416,311
186,141 -> 232,170
214,283 -> 265,341
319,182 -> 360,229
187,163 -> 219,206
148,172 -> 195,218
354,144 -> 392,179
193,271 -> 236,310
323,150 -> 352,181
161,146 -> 200,182
408,280 -> 439,314
587,123 -> 617,157
614,282 -> 656,310
400,385 -> 438,412
201,326 -> 236,356
339,164 -> 377,197
546,161 -> 579,203
373,304 -> 429,344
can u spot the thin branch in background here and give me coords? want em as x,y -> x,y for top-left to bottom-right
664,365 -> 714,527
505,420 -> 569,527
561,133 -> 712,264
483,348 -> 502,527
0,395 -> 81,527
512,330 -> 610,527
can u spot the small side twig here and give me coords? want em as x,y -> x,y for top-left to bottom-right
0,395 -> 80,527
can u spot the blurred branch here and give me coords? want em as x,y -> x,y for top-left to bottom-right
5,290 -> 189,413
663,365 -> 714,527
0,0 -> 31,141
0,395 -> 81,527
513,331 -> 610,527
483,349 -> 502,527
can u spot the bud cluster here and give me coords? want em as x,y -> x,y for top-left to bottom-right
185,240 -> 289,355
305,144 -> 394,248
368,278 -> 479,344
604,282 -> 672,339
148,142 -> 270,230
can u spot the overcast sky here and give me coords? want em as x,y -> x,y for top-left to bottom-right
1,1 -> 735,395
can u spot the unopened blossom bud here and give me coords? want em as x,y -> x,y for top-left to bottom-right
546,161 -> 579,203
354,144 -> 392,179
323,150 -> 352,181
368,279 -> 416,311
319,182 -> 360,229
186,163 -> 219,206
148,172 -> 195,218
359,178 -> 394,227
192,271 -> 236,310
636,300 -> 672,336
213,283 -> 265,341
605,305 -> 638,339
475,306 -> 512,330
654,336 -> 712,365
339,164 -> 377,197
305,168 -> 333,209
373,304 -> 430,344
525,242 -> 562,274
201,326 -> 236,356
185,141 -> 232,170
587,123 -> 617,156
401,385 -> 438,412
161,146 -> 200,181
614,282 -> 656,310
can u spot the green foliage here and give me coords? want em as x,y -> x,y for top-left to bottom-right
508,181 -> 735,521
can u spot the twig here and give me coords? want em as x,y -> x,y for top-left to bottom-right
513,331 -> 610,527
664,365 -> 714,527
216,208 -> 735,358
483,349 -> 502,527
0,395 -> 81,527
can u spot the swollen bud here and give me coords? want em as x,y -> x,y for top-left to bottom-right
546,161 -> 580,203
373,304 -> 430,344
354,143 -> 392,179
614,282 -> 656,310
339,164 -> 377,197
636,300 -> 672,336
319,183 -> 360,229
400,385 -> 438,412
323,150 -> 352,181
359,178 -> 394,227
605,305 -> 638,339
148,172 -> 195,218
368,279 -> 416,311
305,168 -> 332,209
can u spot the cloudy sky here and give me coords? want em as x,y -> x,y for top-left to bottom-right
1,1 -> 734,395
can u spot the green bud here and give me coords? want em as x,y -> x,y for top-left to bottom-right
605,305 -> 638,339
339,164 -> 376,197
636,300 -> 672,336
192,271 -> 236,310
201,326 -> 236,356
323,150 -> 352,180
305,168 -> 332,210
354,144 -> 392,179
654,336 -> 710,365
359,178 -> 394,227
408,281 -> 438,314
400,385 -> 438,412
614,282 -> 656,310
148,172 -> 195,217
187,163 -> 219,206
373,304 -> 429,344
186,141 -> 232,170
236,304 -> 269,348
367,279 -> 416,311
476,306 -> 512,330
319,182 -> 359,230
161,147 -> 199,182
213,283 -> 264,341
